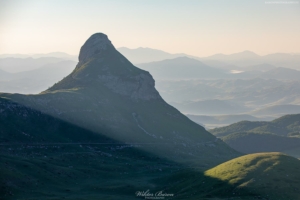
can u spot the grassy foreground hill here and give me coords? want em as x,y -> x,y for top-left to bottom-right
204,153 -> 300,200
164,153 -> 300,199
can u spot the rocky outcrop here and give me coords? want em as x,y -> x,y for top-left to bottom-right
78,33 -> 114,63
97,72 -> 160,100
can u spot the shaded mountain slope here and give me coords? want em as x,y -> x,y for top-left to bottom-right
0,33 -> 238,167
0,97 -> 269,200
0,98 -> 217,199
117,47 -> 195,64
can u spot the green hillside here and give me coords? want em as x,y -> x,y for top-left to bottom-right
208,114 -> 300,158
209,121 -> 268,137
165,153 -> 300,199
210,114 -> 300,137
204,153 -> 300,200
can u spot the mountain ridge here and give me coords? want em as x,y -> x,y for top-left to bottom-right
0,33 -> 239,166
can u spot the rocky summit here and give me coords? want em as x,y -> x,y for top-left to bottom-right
0,33 -> 239,167
48,33 -> 160,101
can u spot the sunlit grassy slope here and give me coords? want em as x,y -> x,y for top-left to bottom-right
205,152 -> 300,199
159,153 -> 300,199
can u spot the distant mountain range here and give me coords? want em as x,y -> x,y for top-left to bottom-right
243,63 -> 276,72
137,56 -> 300,80
170,99 -> 249,115
0,57 -> 67,73
0,52 -> 77,61
0,60 -> 76,94
156,79 -> 300,112
201,51 -> 300,70
202,50 -> 261,62
187,114 -> 273,129
118,47 -> 300,70
136,57 -> 227,80
117,47 -> 199,64
258,67 -> 300,80
251,104 -> 300,116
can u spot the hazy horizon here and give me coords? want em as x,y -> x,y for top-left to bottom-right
1,48 -> 299,58
1,0 -> 299,57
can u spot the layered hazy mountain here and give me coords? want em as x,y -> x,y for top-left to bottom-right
170,99 -> 249,115
117,47 -> 300,70
0,60 -> 76,94
0,52 -> 77,60
187,114 -> 273,129
136,57 -> 228,80
0,53 -> 77,93
201,50 -> 300,70
156,78 -> 300,124
0,57 -> 68,73
209,114 -> 300,158
117,47 -> 198,64
0,33 -> 238,166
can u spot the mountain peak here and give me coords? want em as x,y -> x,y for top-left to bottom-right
78,33 -> 114,62
46,33 -> 161,101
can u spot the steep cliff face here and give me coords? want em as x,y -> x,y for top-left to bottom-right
0,33 -> 240,167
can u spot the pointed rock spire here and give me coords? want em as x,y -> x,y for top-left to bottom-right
78,33 -> 115,62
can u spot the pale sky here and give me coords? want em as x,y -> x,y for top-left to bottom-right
0,0 -> 299,57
